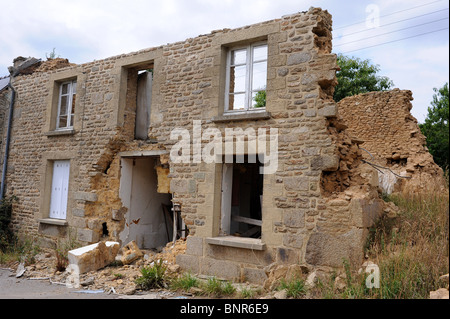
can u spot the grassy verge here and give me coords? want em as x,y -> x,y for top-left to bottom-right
368,192 -> 449,299
311,191 -> 449,299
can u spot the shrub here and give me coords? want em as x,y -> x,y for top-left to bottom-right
54,229 -> 80,271
135,259 -> 167,290
203,276 -> 236,297
170,272 -> 199,291
278,277 -> 307,298
0,196 -> 17,252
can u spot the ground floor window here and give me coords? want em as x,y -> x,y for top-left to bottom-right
221,157 -> 263,238
49,160 -> 70,220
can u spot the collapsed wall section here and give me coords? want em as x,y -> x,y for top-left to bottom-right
337,89 -> 446,194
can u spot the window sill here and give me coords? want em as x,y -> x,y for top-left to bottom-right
44,129 -> 76,137
211,111 -> 271,123
206,236 -> 266,251
39,218 -> 68,226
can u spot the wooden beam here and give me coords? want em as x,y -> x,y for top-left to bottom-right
231,215 -> 262,227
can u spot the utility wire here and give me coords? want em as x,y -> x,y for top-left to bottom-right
334,17 -> 449,47
334,0 -> 446,30
337,8 -> 449,38
339,27 -> 449,54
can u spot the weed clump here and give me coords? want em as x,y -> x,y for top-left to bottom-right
135,259 -> 168,290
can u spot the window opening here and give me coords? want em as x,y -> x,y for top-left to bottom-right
221,156 -> 263,238
225,43 -> 267,112
56,80 -> 76,129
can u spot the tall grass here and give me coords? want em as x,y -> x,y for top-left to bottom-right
311,191 -> 449,299
368,192 -> 449,299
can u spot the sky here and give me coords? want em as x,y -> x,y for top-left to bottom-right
0,0 -> 448,123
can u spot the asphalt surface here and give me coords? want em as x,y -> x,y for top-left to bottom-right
0,268 -> 119,299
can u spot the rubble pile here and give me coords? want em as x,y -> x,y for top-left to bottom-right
8,239 -> 187,296
35,58 -> 75,72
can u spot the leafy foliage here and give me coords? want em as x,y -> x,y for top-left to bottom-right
334,54 -> 394,102
0,196 -> 17,252
253,90 -> 266,108
419,83 -> 449,169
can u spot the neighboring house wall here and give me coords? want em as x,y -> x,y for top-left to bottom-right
0,87 -> 11,179
5,7 -> 387,283
338,89 -> 446,194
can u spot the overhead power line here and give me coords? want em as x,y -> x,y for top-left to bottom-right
334,17 -> 449,47
339,27 -> 449,54
334,0 -> 446,31
337,8 -> 449,38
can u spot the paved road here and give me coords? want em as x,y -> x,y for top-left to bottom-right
0,268 -> 119,299
0,268 -> 189,299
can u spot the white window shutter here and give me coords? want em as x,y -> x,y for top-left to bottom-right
49,160 -> 70,220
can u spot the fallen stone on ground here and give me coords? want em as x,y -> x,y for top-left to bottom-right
430,288 -> 449,299
68,241 -> 120,274
8,239 -> 187,296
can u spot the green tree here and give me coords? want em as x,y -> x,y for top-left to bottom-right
334,54 -> 394,102
253,90 -> 266,108
420,83 -> 449,169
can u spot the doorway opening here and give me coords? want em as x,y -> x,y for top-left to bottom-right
119,156 -> 176,249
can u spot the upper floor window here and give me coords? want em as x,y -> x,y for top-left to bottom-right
56,80 -> 76,129
225,43 -> 267,112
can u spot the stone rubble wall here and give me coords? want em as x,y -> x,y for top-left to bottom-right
337,89 -> 446,194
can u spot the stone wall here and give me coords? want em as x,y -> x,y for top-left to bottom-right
338,89 -> 446,194
0,87 -> 11,180
4,7 -> 387,283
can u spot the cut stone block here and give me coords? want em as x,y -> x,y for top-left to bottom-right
121,240 -> 143,265
68,241 -> 120,274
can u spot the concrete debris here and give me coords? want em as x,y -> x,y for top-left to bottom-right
430,288 -> 449,299
120,240 -> 143,265
8,57 -> 42,76
6,239 -> 187,296
274,289 -> 288,299
35,58 -> 75,72
15,262 -> 26,278
305,271 -> 317,289
71,289 -> 105,294
68,241 -> 120,274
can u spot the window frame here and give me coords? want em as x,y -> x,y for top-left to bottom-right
224,42 -> 268,113
56,80 -> 77,130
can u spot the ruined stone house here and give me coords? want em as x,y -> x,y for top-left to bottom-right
0,7 -> 410,284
